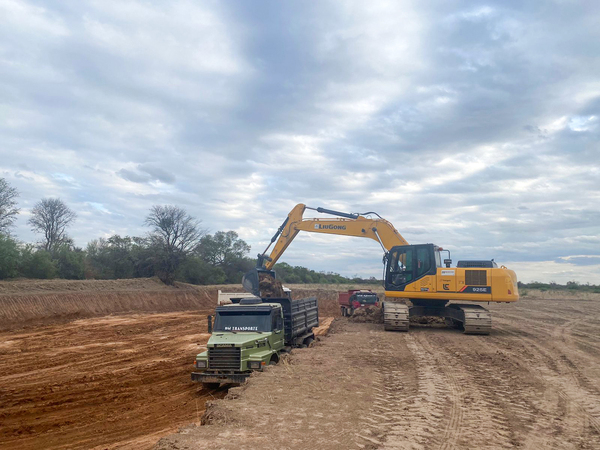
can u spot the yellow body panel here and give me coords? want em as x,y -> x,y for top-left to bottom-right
384,267 -> 519,303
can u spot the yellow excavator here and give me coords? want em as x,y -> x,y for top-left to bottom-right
243,203 -> 519,335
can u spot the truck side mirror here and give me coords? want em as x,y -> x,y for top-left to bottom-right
207,315 -> 213,333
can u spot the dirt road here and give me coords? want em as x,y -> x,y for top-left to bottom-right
157,295 -> 600,449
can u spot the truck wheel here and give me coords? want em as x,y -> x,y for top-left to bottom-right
202,382 -> 220,389
304,337 -> 314,347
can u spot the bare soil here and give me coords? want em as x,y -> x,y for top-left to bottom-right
0,278 -> 338,450
157,295 -> 600,450
2,279 -> 600,450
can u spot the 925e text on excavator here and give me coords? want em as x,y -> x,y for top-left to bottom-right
243,203 -> 519,335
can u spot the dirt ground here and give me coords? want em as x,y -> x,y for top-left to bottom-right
0,307 -> 334,450
2,280 -> 600,450
156,295 -> 600,450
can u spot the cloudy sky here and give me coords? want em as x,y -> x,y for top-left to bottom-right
1,0 -> 599,283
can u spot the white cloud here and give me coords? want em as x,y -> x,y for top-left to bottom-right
0,0 -> 599,284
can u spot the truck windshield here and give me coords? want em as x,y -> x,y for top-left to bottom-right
214,311 -> 272,332
356,294 -> 377,304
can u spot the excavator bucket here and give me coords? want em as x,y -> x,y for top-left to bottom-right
242,268 -> 276,297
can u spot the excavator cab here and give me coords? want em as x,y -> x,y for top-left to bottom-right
385,244 -> 440,291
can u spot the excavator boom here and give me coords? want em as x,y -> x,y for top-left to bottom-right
258,203 -> 408,270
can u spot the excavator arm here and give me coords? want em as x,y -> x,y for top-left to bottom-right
242,204 -> 409,295
259,204 -> 408,270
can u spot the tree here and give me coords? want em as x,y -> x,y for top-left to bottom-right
0,234 -> 20,279
19,246 -> 57,279
145,205 -> 204,284
28,198 -> 77,254
0,178 -> 19,234
55,245 -> 85,279
86,235 -> 137,279
196,231 -> 252,283
177,256 -> 227,285
197,231 -> 251,266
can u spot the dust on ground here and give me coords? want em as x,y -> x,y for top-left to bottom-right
157,295 -> 600,450
0,311 -> 224,450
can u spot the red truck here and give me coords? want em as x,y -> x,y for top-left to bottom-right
339,289 -> 379,316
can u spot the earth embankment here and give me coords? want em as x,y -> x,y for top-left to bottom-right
0,279 -> 352,331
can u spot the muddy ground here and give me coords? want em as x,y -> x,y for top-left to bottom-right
157,295 -> 600,450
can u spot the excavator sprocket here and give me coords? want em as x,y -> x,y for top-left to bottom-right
383,302 -> 410,331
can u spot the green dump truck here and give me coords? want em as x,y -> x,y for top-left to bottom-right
192,296 -> 318,387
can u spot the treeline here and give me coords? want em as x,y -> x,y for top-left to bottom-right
273,262 -> 380,285
0,232 -> 376,285
518,281 -> 600,294
0,178 -> 373,285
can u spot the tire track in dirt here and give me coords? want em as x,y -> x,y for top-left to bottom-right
491,314 -> 600,448
411,332 -> 516,450
353,329 -> 413,448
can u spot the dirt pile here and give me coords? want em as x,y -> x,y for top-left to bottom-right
0,277 -> 172,295
349,306 -> 383,323
258,273 -> 285,298
0,279 -> 346,330
410,316 -> 445,325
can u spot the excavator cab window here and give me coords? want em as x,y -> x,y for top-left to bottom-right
386,244 -> 437,291
387,247 -> 414,287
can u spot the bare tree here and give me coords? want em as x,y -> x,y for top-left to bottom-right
0,178 -> 20,234
145,205 -> 205,284
28,198 -> 77,254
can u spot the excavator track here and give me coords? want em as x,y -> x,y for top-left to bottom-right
383,302 -> 410,331
447,304 -> 492,335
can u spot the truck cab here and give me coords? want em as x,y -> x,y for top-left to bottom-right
339,289 -> 379,316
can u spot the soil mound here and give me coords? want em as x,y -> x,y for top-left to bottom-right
410,316 -> 445,325
349,306 -> 383,323
258,273 -> 285,298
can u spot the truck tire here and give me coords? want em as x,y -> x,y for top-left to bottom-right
304,337 -> 314,347
202,382 -> 220,389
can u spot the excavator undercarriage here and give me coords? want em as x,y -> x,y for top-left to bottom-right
383,300 -> 492,335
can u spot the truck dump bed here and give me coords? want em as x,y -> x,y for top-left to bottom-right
229,296 -> 319,345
